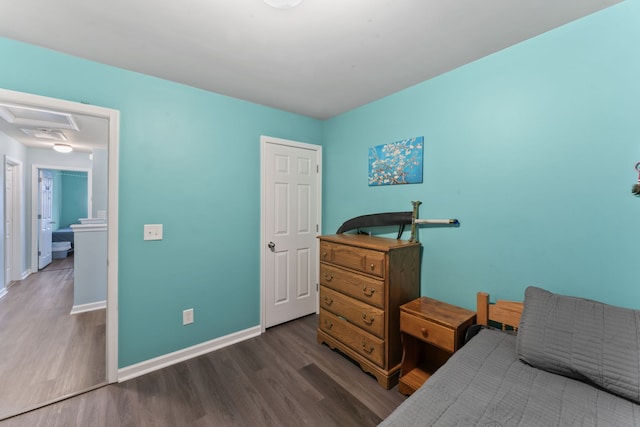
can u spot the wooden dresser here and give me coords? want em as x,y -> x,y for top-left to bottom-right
317,234 -> 421,389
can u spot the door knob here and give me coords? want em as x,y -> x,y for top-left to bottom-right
268,242 -> 276,250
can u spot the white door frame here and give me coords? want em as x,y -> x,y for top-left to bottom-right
3,156 -> 22,290
0,88 -> 119,383
260,135 -> 322,333
31,165 -> 93,271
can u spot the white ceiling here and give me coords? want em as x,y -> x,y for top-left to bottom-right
0,99 -> 108,152
0,0 -> 622,122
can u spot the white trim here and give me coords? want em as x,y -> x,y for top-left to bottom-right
20,269 -> 31,280
0,288 -> 6,300
70,223 -> 107,232
117,325 -> 262,382
70,300 -> 106,314
0,88 -> 120,385
259,135 -> 322,333
106,109 -> 119,383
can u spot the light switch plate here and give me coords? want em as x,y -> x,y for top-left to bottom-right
144,224 -> 163,240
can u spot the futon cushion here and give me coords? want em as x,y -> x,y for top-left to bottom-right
516,286 -> 640,404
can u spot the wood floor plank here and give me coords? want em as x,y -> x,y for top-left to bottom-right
0,255 -> 106,419
1,314 -> 406,427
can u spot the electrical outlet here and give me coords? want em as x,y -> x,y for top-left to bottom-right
183,308 -> 194,325
144,224 -> 163,241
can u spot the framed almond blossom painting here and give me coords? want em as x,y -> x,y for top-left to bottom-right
368,136 -> 424,186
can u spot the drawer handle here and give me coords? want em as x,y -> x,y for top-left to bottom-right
420,328 -> 429,338
362,313 -> 375,325
370,263 -> 375,271
323,319 -> 333,330
323,296 -> 334,305
323,273 -> 333,282
361,285 -> 375,297
361,340 -> 374,354
322,251 -> 328,259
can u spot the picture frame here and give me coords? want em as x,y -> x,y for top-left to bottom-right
368,136 -> 424,186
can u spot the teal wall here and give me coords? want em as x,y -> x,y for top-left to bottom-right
2,1 -> 638,369
0,37 -> 322,367
51,170 -> 88,229
324,1 -> 640,310
59,171 -> 88,228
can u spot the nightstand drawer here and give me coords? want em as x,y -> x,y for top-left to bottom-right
320,286 -> 385,338
400,311 -> 455,352
320,309 -> 384,366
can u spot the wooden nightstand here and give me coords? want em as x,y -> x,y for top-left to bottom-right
398,297 -> 476,395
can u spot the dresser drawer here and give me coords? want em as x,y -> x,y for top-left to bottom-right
320,241 -> 385,277
400,311 -> 455,352
320,264 -> 384,309
320,286 -> 385,338
319,309 -> 384,367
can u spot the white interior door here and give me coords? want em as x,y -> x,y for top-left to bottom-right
38,169 -> 53,270
262,136 -> 322,328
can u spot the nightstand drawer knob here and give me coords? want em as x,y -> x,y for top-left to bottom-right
370,263 -> 375,271
361,285 -> 375,297
324,273 -> 333,281
362,313 -> 375,325
322,251 -> 328,259
323,296 -> 334,305
323,319 -> 333,329
420,328 -> 429,338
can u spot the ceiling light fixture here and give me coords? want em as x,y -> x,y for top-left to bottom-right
53,143 -> 73,154
264,0 -> 303,9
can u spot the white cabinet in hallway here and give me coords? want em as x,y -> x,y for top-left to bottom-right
70,222 -> 107,314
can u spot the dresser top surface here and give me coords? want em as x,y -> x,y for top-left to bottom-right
319,234 -> 420,251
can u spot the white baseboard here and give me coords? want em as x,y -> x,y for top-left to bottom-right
0,288 -> 7,300
117,325 -> 262,382
70,300 -> 106,314
20,270 -> 31,280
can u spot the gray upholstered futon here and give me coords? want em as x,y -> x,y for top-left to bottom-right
379,287 -> 640,426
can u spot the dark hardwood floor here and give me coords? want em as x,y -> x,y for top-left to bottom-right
1,314 -> 406,427
0,254 -> 106,420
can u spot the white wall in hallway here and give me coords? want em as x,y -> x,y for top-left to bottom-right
0,132 -> 27,289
